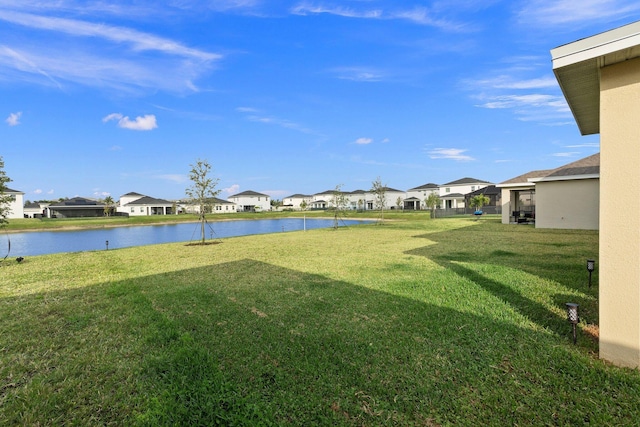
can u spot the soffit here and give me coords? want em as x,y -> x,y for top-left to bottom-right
551,20 -> 640,135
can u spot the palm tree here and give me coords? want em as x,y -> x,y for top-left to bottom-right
103,196 -> 114,217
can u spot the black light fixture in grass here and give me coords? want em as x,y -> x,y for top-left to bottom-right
566,303 -> 579,344
587,259 -> 595,287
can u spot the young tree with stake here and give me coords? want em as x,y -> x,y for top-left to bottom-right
186,159 -> 221,244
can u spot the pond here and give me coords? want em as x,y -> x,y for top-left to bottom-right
4,218 -> 371,257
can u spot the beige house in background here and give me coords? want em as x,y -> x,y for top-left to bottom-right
532,154 -> 599,230
552,21 -> 640,368
498,154 -> 599,230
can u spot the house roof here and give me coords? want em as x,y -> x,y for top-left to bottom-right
408,183 -> 439,191
124,196 -> 173,206
284,194 -> 312,199
49,197 -> 104,207
24,202 -> 41,209
440,193 -> 465,199
499,153 -> 600,187
499,169 -> 555,186
381,186 -> 404,193
229,190 -> 269,197
5,187 -> 23,194
211,197 -> 234,205
122,192 -> 145,197
534,153 -> 600,182
466,185 -> 501,197
442,177 -> 491,186
551,20 -> 640,135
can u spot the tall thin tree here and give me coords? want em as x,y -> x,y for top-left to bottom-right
0,156 -> 13,228
371,176 -> 387,224
186,159 -> 221,244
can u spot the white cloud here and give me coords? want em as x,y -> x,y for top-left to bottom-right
5,111 -> 21,126
103,113 -> 158,131
428,148 -> 475,161
223,184 -> 240,195
33,189 -> 42,194
355,137 -> 373,145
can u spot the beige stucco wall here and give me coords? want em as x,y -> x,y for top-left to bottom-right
599,57 -> 640,368
534,179 -> 599,230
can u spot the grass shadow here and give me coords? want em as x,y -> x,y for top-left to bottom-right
1,253 -> 637,426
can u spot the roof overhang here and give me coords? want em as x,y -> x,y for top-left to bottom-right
551,20 -> 640,135
530,173 -> 600,183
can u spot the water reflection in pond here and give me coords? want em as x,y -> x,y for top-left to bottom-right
6,218 -> 371,257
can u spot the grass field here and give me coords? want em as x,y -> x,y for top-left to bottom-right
1,215 -> 639,425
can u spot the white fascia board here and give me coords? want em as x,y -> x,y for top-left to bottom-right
552,20 -> 640,69
495,182 -> 536,188
530,173 -> 599,183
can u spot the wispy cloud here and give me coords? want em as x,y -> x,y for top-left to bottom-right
291,3 -> 466,31
5,111 -> 21,126
291,3 -> 383,19
552,152 -> 580,157
0,7 -> 222,92
103,113 -> 158,131
237,107 -> 313,134
516,0 -> 640,27
564,142 -> 600,148
154,174 -> 187,183
354,137 -> 373,145
428,148 -> 475,161
328,66 -> 386,82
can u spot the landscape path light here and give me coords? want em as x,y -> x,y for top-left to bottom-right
106,240 -> 109,250
566,303 -> 579,344
587,259 -> 595,288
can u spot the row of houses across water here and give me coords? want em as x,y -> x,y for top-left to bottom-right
3,152 -> 599,230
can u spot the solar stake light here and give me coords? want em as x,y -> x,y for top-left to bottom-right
106,240 -> 109,250
566,303 -> 579,344
586,259 -> 595,288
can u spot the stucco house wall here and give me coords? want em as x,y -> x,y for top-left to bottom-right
4,188 -> 24,219
552,20 -> 640,368
598,56 -> 640,368
534,178 -> 599,230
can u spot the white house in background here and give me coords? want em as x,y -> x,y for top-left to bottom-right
282,194 -> 313,210
228,190 -> 270,212
346,190 -> 367,210
405,183 -> 439,210
23,201 -> 48,218
439,177 -> 491,209
117,192 -> 174,216
377,186 -> 406,210
2,187 -> 24,219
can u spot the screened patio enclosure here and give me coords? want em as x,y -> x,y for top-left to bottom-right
510,189 -> 535,223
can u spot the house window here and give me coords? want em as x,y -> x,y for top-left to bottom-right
471,186 -> 475,191
445,188 -> 450,193
140,207 -> 144,212
130,207 -> 134,213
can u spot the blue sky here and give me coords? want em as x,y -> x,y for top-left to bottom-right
1,1 -> 635,202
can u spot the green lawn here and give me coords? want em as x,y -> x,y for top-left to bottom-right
1,216 -> 638,425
